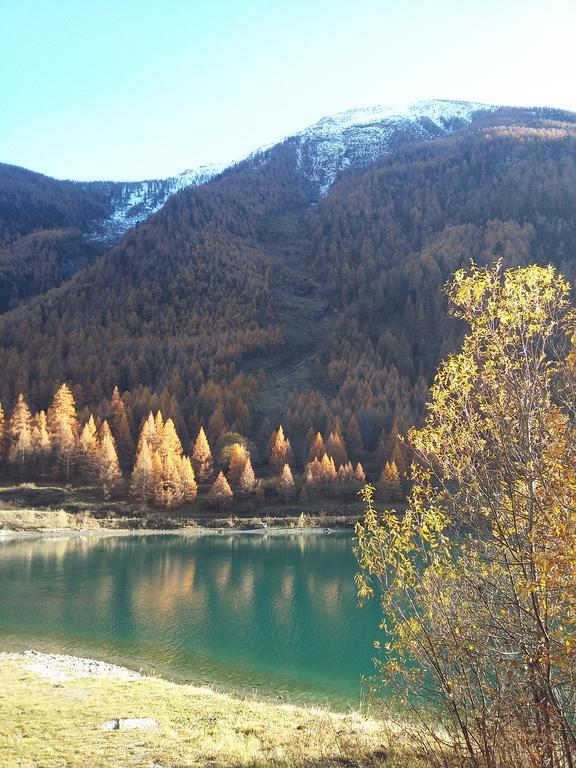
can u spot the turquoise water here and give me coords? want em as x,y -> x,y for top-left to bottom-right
0,532 -> 383,707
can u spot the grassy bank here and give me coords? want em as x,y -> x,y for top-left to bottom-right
0,653 -> 420,768
0,482 -> 377,533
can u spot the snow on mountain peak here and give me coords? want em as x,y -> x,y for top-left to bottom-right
292,99 -> 497,195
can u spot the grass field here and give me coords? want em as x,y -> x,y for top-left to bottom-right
0,653 -> 422,768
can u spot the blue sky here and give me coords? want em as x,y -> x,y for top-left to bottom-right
1,0 -> 575,181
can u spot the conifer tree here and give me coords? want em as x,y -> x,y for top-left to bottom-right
276,463 -> 295,500
78,415 -> 99,480
337,461 -> 356,497
238,456 -> 256,496
130,440 -> 153,503
154,453 -> 184,508
346,414 -> 363,453
153,411 -> 165,448
377,460 -> 403,502
137,412 -> 157,453
32,410 -> 51,459
355,462 -> 366,485
97,421 -> 123,499
47,383 -> 78,480
178,456 -> 197,503
161,418 -> 183,461
209,471 -> 233,510
326,431 -> 348,468
228,442 -> 248,486
8,394 -> 33,471
269,425 -> 292,473
308,432 -> 326,462
192,426 -> 213,481
109,386 -> 134,470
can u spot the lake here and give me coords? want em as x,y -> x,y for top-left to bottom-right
0,531 -> 383,707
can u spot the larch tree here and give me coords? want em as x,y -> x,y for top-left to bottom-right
130,439 -> 153,503
227,442 -> 248,487
209,471 -> 233,510
97,420 -> 123,499
354,463 -> 366,484
154,453 -> 183,508
238,456 -> 256,496
356,263 -> 576,768
178,456 -> 197,503
160,418 -> 183,462
308,432 -> 326,462
376,461 -> 402,502
346,414 -> 363,453
109,386 -> 134,471
326,431 -> 348,468
47,383 -> 78,480
269,425 -> 292,473
192,426 -> 213,481
8,394 -> 33,471
78,414 -> 99,480
276,462 -> 295,500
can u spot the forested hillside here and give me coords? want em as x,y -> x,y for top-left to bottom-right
1,106 -> 575,498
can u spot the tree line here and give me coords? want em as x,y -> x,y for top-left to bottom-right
0,383 -> 404,507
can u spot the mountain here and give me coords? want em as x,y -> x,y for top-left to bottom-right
0,161 -> 225,311
1,101 -> 575,477
81,163 -> 226,242
263,98 -> 496,196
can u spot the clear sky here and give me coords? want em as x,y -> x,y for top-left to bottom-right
1,0 -> 575,181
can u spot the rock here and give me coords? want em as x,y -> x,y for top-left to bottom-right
101,717 -> 158,731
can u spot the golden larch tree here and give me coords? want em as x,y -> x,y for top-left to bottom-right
192,426 -> 213,481
209,471 -> 233,509
47,383 -> 78,480
276,462 -> 295,499
8,394 -> 33,470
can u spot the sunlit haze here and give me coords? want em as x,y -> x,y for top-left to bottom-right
1,0 -> 575,180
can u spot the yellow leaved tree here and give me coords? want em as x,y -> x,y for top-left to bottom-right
356,262 -> 576,768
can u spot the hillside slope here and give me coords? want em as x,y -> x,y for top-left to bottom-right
0,105 -> 575,475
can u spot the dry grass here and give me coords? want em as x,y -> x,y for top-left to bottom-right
0,506 -> 100,531
0,655 -> 423,768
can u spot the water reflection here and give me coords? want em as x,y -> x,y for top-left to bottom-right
0,532 -> 382,706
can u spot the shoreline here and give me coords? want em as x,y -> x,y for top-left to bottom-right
0,650 -> 405,768
0,524 -> 348,541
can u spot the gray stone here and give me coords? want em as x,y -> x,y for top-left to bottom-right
101,717 -> 158,731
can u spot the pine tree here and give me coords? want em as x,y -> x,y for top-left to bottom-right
109,386 -> 134,471
178,456 -> 197,503
78,415 -> 99,480
209,471 -> 233,509
269,425 -> 292,473
47,383 -> 78,480
238,456 -> 256,496
276,463 -> 295,500
130,440 -> 153,503
192,426 -> 213,481
97,421 -> 123,499
308,432 -> 326,462
8,394 -> 33,471
377,461 -> 403,502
